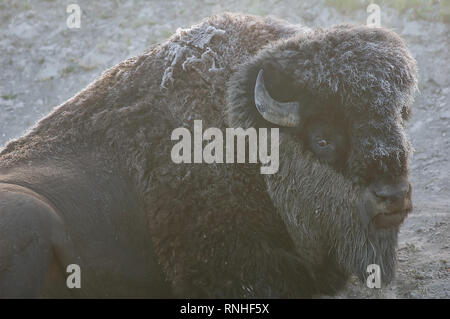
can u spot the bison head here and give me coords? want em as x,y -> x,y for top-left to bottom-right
227,24 -> 417,286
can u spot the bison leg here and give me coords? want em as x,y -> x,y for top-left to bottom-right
0,183 -> 65,298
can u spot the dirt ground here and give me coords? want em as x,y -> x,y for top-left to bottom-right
0,0 -> 448,298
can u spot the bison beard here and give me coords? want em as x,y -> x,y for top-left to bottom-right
0,13 -> 417,298
266,140 -> 398,285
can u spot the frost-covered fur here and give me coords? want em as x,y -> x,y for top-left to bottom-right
0,13 -> 417,298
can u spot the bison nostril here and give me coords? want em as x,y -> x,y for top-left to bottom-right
372,181 -> 410,201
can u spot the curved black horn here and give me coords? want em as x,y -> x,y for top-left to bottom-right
254,69 -> 301,127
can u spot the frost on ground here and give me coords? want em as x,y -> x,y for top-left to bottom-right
0,0 -> 448,298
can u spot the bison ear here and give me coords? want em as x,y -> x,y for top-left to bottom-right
254,69 -> 302,127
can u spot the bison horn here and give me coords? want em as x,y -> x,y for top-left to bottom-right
254,69 -> 301,127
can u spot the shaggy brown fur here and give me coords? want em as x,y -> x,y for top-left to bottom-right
0,13 -> 417,297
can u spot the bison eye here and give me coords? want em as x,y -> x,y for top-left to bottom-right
317,139 -> 329,147
303,118 -> 349,169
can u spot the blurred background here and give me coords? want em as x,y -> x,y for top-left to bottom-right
0,0 -> 449,298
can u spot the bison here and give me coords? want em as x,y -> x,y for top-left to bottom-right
0,13 -> 417,298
